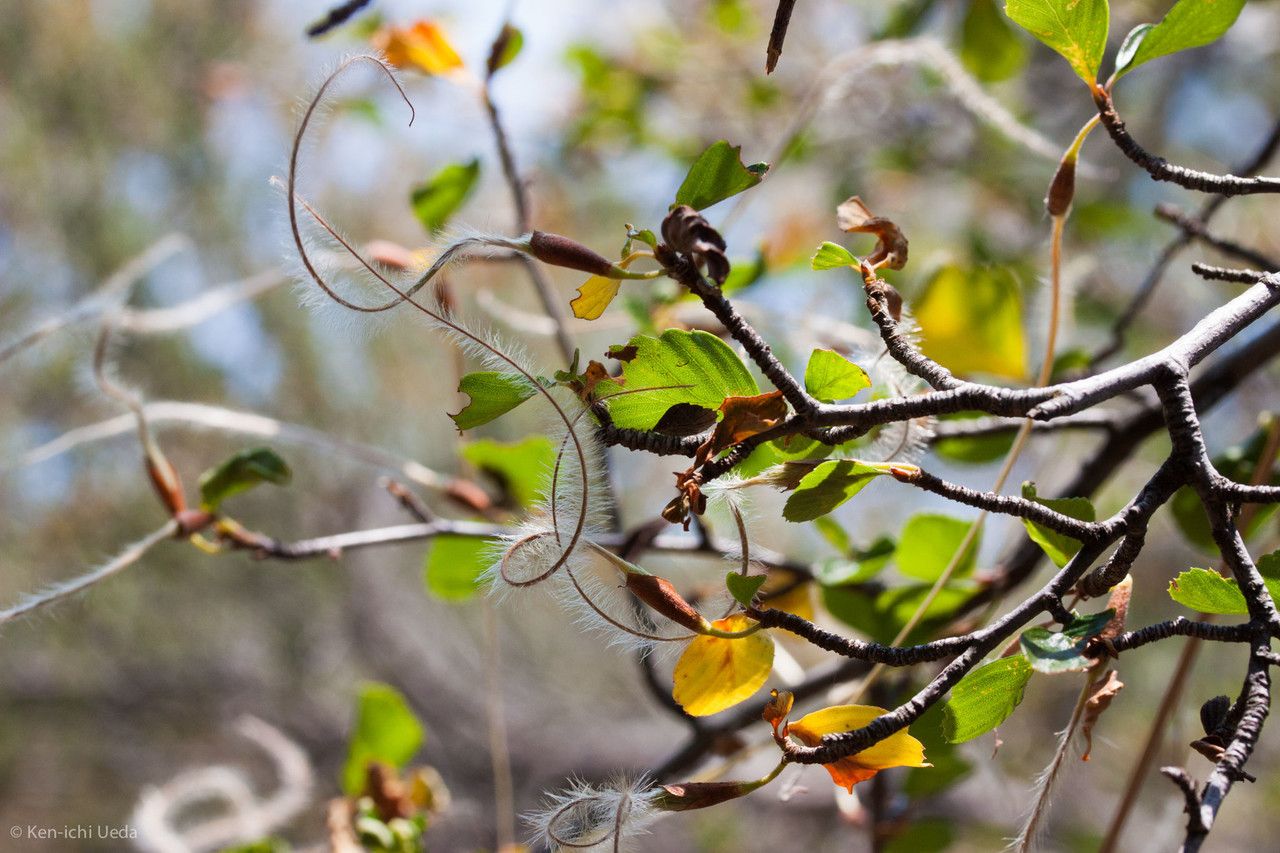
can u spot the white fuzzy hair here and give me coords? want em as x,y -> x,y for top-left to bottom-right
525,775 -> 662,852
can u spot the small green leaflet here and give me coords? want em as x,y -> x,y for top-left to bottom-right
1019,610 -> 1112,673
461,435 -> 553,508
342,682 -> 425,795
804,349 -> 871,403
941,655 -> 1033,743
1004,0 -> 1109,85
782,460 -> 889,522
450,372 -> 540,431
895,514 -> 979,582
1114,0 -> 1246,80
726,573 -> 767,607
1167,555 -> 1280,616
810,241 -> 857,271
674,140 -> 768,210
198,447 -> 291,511
411,159 -> 480,233
424,535 -> 495,601
599,329 -> 758,430
1020,482 -> 1096,568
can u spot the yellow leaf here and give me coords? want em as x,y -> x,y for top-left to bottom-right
914,264 -> 1027,381
786,704 -> 930,792
570,274 -> 622,320
375,21 -> 464,76
673,614 -> 774,717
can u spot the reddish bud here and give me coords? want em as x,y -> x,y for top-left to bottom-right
528,231 -> 616,276
625,572 -> 708,633
146,454 -> 186,515
1046,157 -> 1076,217
653,780 -> 760,811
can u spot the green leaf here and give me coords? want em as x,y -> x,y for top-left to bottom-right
343,683 -> 425,796
914,264 -> 1027,381
198,447 -> 291,511
674,140 -> 768,210
1113,23 -> 1155,77
1172,420 -> 1280,551
884,819 -> 954,853
1004,0 -> 1109,85
424,534 -> 495,601
721,249 -> 767,294
460,436 -> 554,508
410,159 -> 480,233
904,704 -> 972,796
941,656 -> 1033,742
599,329 -> 758,430
1167,568 -> 1249,615
895,514 -> 979,582
814,516 -> 851,555
487,24 -> 524,75
450,372 -> 538,431
822,584 -> 896,643
878,581 -> 979,629
1019,610 -> 1112,673
804,349 -> 871,403
816,538 -> 894,585
932,412 -> 1016,464
1166,553 -> 1280,616
782,460 -> 889,522
726,573 -> 768,607
810,241 -> 857,271
1114,0 -> 1246,80
1020,482 -> 1096,568
962,0 -> 1029,82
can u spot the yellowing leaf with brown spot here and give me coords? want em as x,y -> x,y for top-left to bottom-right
375,21 -> 464,76
673,614 -> 774,717
786,704 -> 930,791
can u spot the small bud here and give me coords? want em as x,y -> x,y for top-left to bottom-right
625,572 -> 709,633
653,780 -> 761,812
888,464 -> 921,482
146,454 -> 186,515
528,231 -> 616,277
1045,156 -> 1076,217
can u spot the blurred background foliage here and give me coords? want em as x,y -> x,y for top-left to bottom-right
2,0 -> 1280,850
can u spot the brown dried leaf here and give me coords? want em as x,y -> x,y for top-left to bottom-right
1081,669 -> 1124,761
1100,575 -> 1133,642
709,390 -> 788,455
836,196 -> 908,271
762,688 -> 795,737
